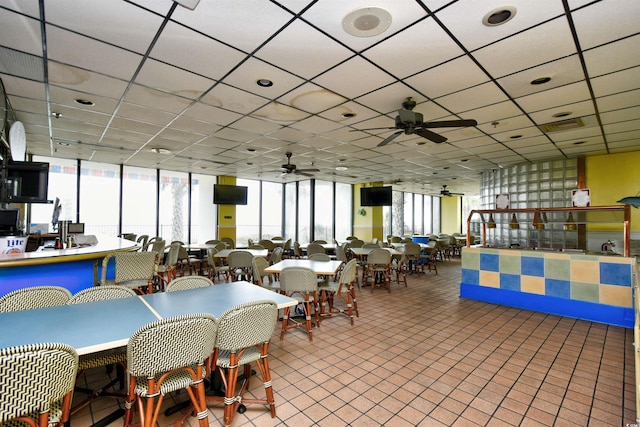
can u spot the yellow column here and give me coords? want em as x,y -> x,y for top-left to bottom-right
216,176 -> 236,242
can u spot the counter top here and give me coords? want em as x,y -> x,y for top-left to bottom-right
0,235 -> 139,267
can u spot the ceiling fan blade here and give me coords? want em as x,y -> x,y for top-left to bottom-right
377,131 -> 403,147
296,168 -> 320,173
296,171 -> 314,177
415,128 -> 447,143
350,127 -> 396,132
422,119 -> 478,128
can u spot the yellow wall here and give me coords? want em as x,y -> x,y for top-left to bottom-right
216,176 -> 236,242
440,196 -> 462,234
586,151 -> 640,231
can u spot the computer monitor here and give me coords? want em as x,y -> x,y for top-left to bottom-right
0,209 -> 19,236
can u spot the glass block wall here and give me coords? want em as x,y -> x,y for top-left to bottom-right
478,158 -> 578,248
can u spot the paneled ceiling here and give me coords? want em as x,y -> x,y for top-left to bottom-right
0,0 -> 638,196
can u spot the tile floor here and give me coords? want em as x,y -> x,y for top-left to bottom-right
71,257 -> 637,426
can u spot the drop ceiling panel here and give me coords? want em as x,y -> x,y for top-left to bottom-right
312,56 -> 396,100
278,83 -> 348,115
590,67 -> 640,98
363,18 -> 465,79
0,9 -> 41,54
583,35 -> 640,78
45,26 -> 141,80
571,0 -> 640,49
516,81 -> 591,113
219,57 -> 305,99
150,21 -> 246,81
124,84 -> 193,114
199,83 -> 270,114
134,59 -> 215,99
473,18 -> 577,78
404,56 -> 490,99
437,82 -> 509,113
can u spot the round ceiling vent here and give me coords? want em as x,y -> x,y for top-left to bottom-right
342,7 -> 392,38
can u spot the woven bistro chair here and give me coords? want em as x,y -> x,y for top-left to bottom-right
0,343 -> 78,427
279,266 -> 320,342
268,246 -> 283,265
205,248 -> 229,282
253,256 -> 280,293
157,242 -> 181,290
0,286 -> 71,312
206,300 -> 279,427
318,258 -> 359,325
67,286 -> 138,416
220,237 -> 235,249
305,242 -> 326,257
226,250 -> 254,282
363,248 -> 392,292
403,242 -> 422,275
123,313 -> 217,427
100,251 -> 159,294
165,276 -> 214,292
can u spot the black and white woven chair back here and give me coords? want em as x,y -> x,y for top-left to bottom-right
115,251 -> 158,283
0,343 -> 78,424
216,300 -> 278,352
279,266 -> 317,293
127,313 -> 217,377
0,286 -> 72,313
367,248 -> 391,265
340,259 -> 358,285
68,285 -> 137,304
227,250 -> 253,269
166,276 -> 214,292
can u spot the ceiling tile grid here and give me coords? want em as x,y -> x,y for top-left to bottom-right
0,0 -> 638,196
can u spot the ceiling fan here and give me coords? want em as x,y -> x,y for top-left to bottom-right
276,152 -> 319,177
353,97 -> 477,147
440,185 -> 464,197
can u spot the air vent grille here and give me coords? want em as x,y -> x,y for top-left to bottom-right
538,117 -> 585,133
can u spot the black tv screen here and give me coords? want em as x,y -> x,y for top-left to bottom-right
214,184 -> 248,205
3,161 -> 49,203
361,186 -> 392,206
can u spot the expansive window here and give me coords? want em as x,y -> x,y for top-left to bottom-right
122,166 -> 157,240
413,194 -> 423,235
79,161 -> 120,236
191,174 -> 216,242
335,182 -> 351,240
313,180 -> 333,242
297,181 -> 311,243
424,196 -> 433,234
261,181 -> 283,238
284,182 -> 297,242
432,196 -> 441,235
159,170 -> 189,243
403,192 -> 413,236
391,190 -> 403,237
235,178 -> 260,247
31,157 -> 78,233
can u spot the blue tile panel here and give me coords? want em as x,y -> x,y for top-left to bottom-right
545,278 -> 571,299
521,256 -> 544,277
500,273 -> 521,291
600,262 -> 632,287
480,253 -> 499,272
461,268 -> 479,286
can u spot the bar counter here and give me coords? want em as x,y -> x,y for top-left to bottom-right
0,235 -> 138,298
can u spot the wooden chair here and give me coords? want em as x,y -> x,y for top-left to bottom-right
206,300 -> 278,426
124,314 -> 217,427
0,343 -> 78,427
279,266 -> 320,341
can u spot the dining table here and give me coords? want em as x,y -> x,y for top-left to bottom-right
264,259 -> 343,276
213,248 -> 269,259
0,281 -> 296,355
349,247 -> 403,259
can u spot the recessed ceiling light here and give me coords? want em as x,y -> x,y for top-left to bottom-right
530,77 -> 552,85
482,6 -> 517,26
247,162 -> 254,165
573,141 -> 586,145
341,112 -> 356,118
74,98 -> 94,106
150,147 -> 171,154
342,7 -> 392,38
553,112 -> 572,118
51,112 -> 62,119
336,166 -> 348,171
461,159 -> 468,162
416,141 -> 426,146
246,148 -> 256,152
56,141 -> 70,146
256,79 -> 273,87
510,135 -> 523,139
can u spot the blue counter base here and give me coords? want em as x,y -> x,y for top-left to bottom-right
460,283 -> 634,328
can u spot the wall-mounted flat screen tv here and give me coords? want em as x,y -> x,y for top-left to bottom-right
213,184 -> 248,205
360,186 -> 392,206
3,161 -> 50,203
